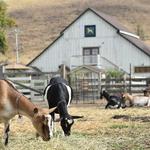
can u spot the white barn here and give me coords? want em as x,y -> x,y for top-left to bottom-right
28,8 -> 150,77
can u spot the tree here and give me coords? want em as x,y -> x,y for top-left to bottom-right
0,1 -> 15,54
106,69 -> 124,79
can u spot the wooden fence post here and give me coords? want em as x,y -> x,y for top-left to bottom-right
129,64 -> 132,94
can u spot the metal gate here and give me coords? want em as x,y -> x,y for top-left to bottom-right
69,72 -> 100,104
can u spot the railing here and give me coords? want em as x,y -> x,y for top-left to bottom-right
83,55 -> 98,65
70,76 -> 150,103
6,76 -> 48,101
70,55 -> 100,69
8,76 -> 32,99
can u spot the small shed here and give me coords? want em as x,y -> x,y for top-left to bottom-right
4,63 -> 36,74
69,65 -> 104,103
3,63 -> 47,101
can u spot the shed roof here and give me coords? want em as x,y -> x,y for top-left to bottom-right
5,63 -> 31,70
69,65 -> 104,74
28,8 -> 150,66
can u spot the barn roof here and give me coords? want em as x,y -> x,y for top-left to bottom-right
28,8 -> 150,66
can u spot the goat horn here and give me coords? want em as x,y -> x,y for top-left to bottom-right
42,107 -> 57,114
49,107 -> 57,113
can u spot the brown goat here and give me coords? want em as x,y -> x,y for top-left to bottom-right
0,79 -> 56,145
122,93 -> 150,107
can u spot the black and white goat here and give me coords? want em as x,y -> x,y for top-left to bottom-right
100,90 -> 126,109
44,77 -> 82,136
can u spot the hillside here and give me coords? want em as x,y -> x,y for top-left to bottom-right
1,0 -> 150,64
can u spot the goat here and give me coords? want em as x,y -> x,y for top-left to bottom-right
143,86 -> 150,97
44,76 -> 83,136
0,79 -> 56,145
122,93 -> 150,107
100,90 -> 126,109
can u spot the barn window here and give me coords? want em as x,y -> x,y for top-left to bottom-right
83,47 -> 99,65
134,66 -> 150,73
84,25 -> 96,37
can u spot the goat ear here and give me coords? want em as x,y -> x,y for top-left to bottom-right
33,108 -> 39,114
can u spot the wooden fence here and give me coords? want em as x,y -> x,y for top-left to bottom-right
70,77 -> 150,103
7,76 -> 48,101
4,74 -> 150,103
104,77 -> 150,94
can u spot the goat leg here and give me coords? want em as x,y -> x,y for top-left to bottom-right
3,122 -> 10,146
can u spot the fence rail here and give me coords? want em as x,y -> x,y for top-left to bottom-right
102,77 -> 149,94
71,77 -> 150,103
4,73 -> 150,103
7,76 -> 48,101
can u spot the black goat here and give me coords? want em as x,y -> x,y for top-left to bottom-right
100,90 -> 126,109
44,76 -> 82,136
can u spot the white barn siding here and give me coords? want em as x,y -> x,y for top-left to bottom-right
31,11 -> 118,72
107,35 -> 150,73
64,11 -> 118,67
64,11 -> 116,39
29,9 -> 150,76
101,34 -> 150,74
32,38 -> 64,72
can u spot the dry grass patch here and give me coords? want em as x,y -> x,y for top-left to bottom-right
2,0 -> 150,63
0,106 -> 150,149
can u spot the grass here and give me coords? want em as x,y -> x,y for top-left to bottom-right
0,105 -> 150,149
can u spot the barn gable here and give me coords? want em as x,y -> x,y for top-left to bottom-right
28,8 -> 150,76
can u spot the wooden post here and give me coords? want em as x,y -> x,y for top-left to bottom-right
98,72 -> 101,100
62,64 -> 66,79
0,65 -> 4,79
129,64 -> 132,94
